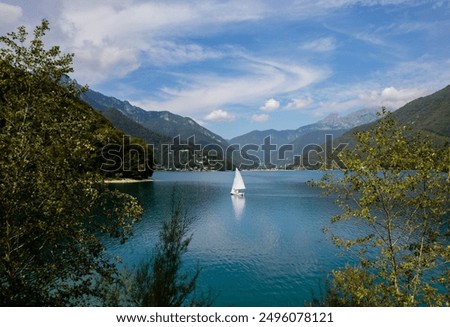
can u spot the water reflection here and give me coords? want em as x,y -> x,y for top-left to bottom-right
231,195 -> 245,219
107,171 -> 351,306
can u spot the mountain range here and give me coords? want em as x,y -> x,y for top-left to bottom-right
79,83 -> 450,169
229,109 -> 377,146
80,88 -> 234,169
229,108 -> 379,166
81,89 -> 229,148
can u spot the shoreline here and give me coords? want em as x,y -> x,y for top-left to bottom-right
104,178 -> 153,184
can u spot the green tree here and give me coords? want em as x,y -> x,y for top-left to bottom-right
314,109 -> 450,306
101,135 -> 153,180
130,197 -> 213,306
0,20 -> 142,305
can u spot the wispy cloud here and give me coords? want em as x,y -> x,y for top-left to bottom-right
145,41 -> 224,66
133,55 -> 328,116
0,2 -> 22,25
300,37 -> 337,52
59,0 -> 266,44
54,0 -> 268,83
73,45 -> 141,83
48,0 -> 421,84
3,0 -> 448,138
277,0 -> 421,19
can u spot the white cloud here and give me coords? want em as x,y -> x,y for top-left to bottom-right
251,113 -> 270,123
301,37 -> 337,52
308,82 -> 430,118
260,98 -> 280,112
204,109 -> 236,122
55,0 -> 266,84
14,0 -> 424,87
285,97 -> 313,110
7,0 -> 445,132
358,86 -> 427,109
72,44 -> 141,84
0,3 -> 22,24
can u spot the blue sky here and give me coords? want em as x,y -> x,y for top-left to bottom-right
1,0 -> 450,139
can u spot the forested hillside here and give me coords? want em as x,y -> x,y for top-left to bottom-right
337,85 -> 450,147
0,20 -> 145,305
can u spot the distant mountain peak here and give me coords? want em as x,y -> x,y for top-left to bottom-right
319,112 -> 341,126
313,108 -> 379,130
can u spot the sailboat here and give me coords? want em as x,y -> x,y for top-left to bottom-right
230,168 -> 246,196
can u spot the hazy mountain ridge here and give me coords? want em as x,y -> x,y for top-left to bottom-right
227,109 -> 378,166
230,108 -> 378,147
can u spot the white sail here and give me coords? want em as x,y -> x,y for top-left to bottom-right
231,168 -> 246,195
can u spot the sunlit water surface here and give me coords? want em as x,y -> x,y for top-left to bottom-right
105,171 -> 358,306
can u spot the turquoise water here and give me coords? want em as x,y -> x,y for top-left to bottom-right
105,171 -> 356,306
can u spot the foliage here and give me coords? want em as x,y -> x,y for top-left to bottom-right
129,197 -> 213,306
95,194 -> 214,307
0,20 -> 143,305
101,135 -> 153,180
313,109 -> 450,306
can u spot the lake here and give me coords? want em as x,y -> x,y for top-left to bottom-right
105,170 -> 357,306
